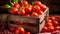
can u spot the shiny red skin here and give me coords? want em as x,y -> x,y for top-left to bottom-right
15,27 -> 25,34
35,1 -> 41,6
32,5 -> 43,14
10,7 -> 18,14
25,6 -> 32,14
46,23 -> 53,27
39,4 -> 47,11
49,16 -> 56,21
35,1 -> 46,11
47,19 -> 52,23
13,3 -> 20,8
17,9 -> 25,16
52,21 -> 59,27
42,26 -> 48,32
23,1 -> 28,6
48,26 -> 54,32
31,12 -> 39,17
55,26 -> 60,31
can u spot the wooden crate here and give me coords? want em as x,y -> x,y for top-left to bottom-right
8,7 -> 49,34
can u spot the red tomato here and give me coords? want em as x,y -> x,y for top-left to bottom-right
52,21 -> 59,27
32,5 -> 40,12
55,26 -> 60,31
46,22 -> 53,27
15,27 -> 25,34
42,26 -> 48,32
49,16 -> 56,21
39,11 -> 43,15
39,4 -> 47,11
31,12 -> 39,17
10,7 -> 18,14
25,32 -> 31,34
9,26 -> 16,32
11,7 -> 18,11
47,19 -> 52,23
13,3 -> 20,8
35,1 -> 47,11
10,11 -> 16,14
48,26 -> 54,32
23,1 -> 28,6
17,9 -> 25,16
24,4 -> 32,14
35,1 -> 41,6
25,6 -> 32,14
32,5 -> 43,14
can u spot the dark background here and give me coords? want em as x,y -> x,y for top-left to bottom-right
0,0 -> 60,15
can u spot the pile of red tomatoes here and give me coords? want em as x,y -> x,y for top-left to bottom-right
42,16 -> 60,33
10,1 -> 47,17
